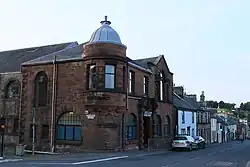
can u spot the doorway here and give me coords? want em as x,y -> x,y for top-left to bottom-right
143,116 -> 150,146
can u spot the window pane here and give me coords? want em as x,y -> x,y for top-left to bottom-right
105,65 -> 115,74
56,126 -> 65,140
65,126 -> 74,140
74,126 -> 82,141
132,126 -> 136,139
105,74 -> 114,88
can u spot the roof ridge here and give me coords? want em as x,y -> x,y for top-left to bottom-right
22,43 -> 80,65
174,92 -> 196,110
133,56 -> 158,61
0,41 -> 76,53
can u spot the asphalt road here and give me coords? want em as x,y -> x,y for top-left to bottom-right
2,140 -> 250,167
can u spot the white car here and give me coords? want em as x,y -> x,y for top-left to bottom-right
172,135 -> 198,151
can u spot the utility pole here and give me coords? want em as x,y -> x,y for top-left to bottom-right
32,107 -> 36,155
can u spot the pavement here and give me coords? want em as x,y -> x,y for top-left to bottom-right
1,140 -> 250,167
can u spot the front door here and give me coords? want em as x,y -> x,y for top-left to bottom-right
187,126 -> 191,136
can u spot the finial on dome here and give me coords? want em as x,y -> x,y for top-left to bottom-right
100,15 -> 111,25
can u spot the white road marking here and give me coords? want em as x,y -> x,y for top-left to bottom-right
72,156 -> 129,165
27,162 -> 72,165
219,149 -> 225,152
0,159 -> 23,163
245,159 -> 250,167
189,157 -> 200,160
208,152 -> 216,156
136,151 -> 166,157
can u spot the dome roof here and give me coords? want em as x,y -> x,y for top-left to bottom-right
88,16 -> 126,47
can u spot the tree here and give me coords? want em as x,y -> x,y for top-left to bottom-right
219,101 -> 225,108
239,102 -> 250,111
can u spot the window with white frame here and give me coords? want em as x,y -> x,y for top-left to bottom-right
105,65 -> 115,89
160,73 -> 163,101
143,76 -> 148,95
129,70 -> 135,93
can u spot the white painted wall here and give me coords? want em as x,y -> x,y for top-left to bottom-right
177,110 -> 197,137
216,122 -> 222,143
211,118 -> 217,143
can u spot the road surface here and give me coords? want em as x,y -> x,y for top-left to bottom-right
2,140 -> 250,167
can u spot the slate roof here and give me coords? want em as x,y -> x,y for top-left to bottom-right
183,96 -> 203,111
22,42 -> 83,65
216,115 -> 226,124
133,56 -> 159,69
173,92 -> 197,111
0,42 -> 76,73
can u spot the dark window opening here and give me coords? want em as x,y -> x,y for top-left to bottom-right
87,64 -> 97,89
41,125 -> 49,139
34,72 -> 48,107
13,118 -> 19,133
126,113 -> 137,140
5,80 -> 20,99
143,76 -> 149,96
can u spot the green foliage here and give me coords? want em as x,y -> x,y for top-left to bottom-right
240,102 -> 250,111
206,100 -> 235,110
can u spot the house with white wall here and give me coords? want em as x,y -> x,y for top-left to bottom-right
173,87 -> 197,137
211,117 -> 217,143
216,115 -> 225,143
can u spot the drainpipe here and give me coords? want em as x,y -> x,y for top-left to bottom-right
18,80 -> 23,144
50,55 -> 57,152
123,62 -> 129,151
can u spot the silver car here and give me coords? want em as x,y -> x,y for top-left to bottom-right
172,135 -> 198,151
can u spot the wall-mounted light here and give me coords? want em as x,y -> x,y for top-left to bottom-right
69,111 -> 74,115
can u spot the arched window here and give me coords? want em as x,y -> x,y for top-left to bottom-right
126,113 -> 137,140
155,115 -> 162,136
164,115 -> 171,137
34,72 -> 48,107
56,112 -> 82,141
5,80 -> 20,98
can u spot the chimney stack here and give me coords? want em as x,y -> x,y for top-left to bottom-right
186,94 -> 197,101
174,86 -> 184,98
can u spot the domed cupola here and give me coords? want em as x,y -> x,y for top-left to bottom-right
88,16 -> 126,48
83,16 -> 127,58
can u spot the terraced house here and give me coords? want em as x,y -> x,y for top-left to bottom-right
173,86 -> 197,137
17,16 -> 175,152
185,91 -> 212,143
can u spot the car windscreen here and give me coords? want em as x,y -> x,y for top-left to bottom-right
174,136 -> 187,140
193,136 -> 199,140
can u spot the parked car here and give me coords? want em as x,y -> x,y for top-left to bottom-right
193,136 -> 206,149
172,135 -> 198,151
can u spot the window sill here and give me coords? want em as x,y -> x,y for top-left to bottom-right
56,140 -> 82,145
84,89 -> 126,94
125,139 -> 137,145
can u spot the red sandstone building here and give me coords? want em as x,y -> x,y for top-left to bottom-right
19,16 -> 174,152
